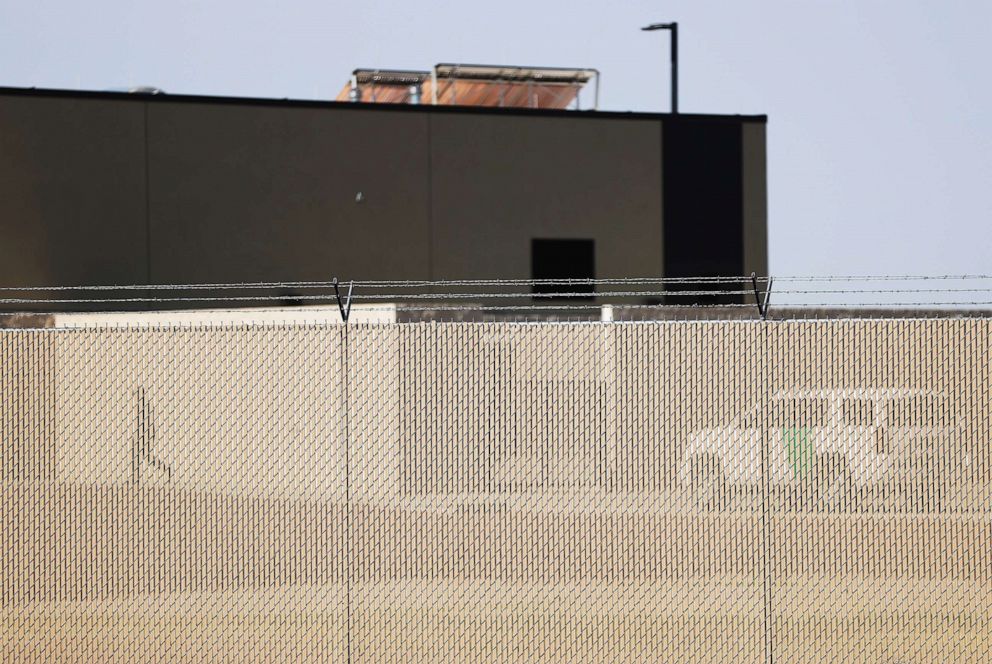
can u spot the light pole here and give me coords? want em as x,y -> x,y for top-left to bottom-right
641,22 -> 678,113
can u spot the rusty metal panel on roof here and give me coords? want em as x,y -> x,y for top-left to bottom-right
336,64 -> 596,109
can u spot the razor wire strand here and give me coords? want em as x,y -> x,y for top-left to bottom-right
0,288 -> 755,305
0,276 -> 756,292
5,273 -> 992,293
770,274 -> 992,282
6,294 -> 992,307
9,302 -> 992,319
6,275 -> 992,313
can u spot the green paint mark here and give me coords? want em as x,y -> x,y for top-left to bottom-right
783,428 -> 814,479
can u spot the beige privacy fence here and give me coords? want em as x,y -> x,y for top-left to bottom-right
1,320 -> 990,663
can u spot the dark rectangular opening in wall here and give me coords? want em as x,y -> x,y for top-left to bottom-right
531,239 -> 595,300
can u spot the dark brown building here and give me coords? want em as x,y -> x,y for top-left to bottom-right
0,85 -> 766,306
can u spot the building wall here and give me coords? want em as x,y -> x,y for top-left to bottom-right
0,89 -> 767,303
429,112 -> 663,281
146,102 -> 432,283
0,95 -> 148,288
742,122 -> 768,276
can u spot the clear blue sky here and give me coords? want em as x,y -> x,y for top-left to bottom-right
2,1 -> 990,279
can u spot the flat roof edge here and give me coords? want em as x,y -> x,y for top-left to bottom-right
0,86 -> 769,122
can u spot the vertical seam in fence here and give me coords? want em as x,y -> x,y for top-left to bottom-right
342,322 -> 352,664
761,321 -> 774,664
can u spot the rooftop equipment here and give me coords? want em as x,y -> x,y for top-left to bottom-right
336,64 -> 599,110
339,69 -> 431,104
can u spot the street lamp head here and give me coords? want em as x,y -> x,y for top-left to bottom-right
641,21 -> 679,113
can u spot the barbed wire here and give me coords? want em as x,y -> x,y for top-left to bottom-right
0,276 -> 754,292
7,302 -> 992,322
5,275 -> 992,314
771,274 -> 992,282
5,293 -> 992,306
0,289 -> 749,305
349,276 -> 755,287
3,273 -> 992,293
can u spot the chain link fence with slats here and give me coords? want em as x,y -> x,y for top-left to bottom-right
2,319 -> 990,662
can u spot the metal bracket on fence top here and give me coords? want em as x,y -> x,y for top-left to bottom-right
333,278 -> 354,323
751,273 -> 773,321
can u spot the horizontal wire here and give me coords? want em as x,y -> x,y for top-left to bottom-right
0,289 -> 754,305
7,301 -> 992,317
7,273 -> 992,294
352,276 -> 754,287
0,302 -> 759,316
370,302 -> 760,312
0,276 -> 757,292
362,286 -> 992,298
4,275 -> 992,314
352,289 -> 752,300
5,294 -> 992,306
772,274 -> 992,282
768,301 -> 992,308
0,280 -> 338,292
7,287 -> 992,305
7,302 -> 992,322
6,293 -> 992,306
4,274 -> 992,294
0,295 -> 339,305
771,287 -> 992,295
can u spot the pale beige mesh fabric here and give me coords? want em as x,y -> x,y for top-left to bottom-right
1,320 -> 990,663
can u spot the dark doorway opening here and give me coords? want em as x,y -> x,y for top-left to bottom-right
531,239 -> 595,300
